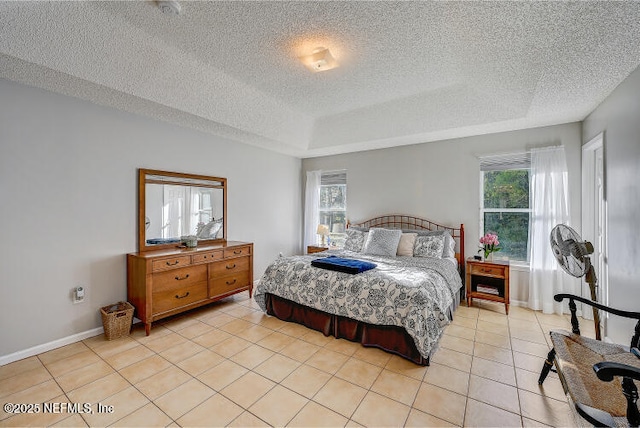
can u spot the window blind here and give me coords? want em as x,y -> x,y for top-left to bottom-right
479,152 -> 531,171
321,170 -> 347,185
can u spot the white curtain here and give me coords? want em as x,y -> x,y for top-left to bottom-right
162,185 -> 200,237
528,146 -> 576,314
163,185 -> 186,238
304,170 -> 322,249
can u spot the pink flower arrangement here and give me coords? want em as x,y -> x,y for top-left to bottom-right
479,232 -> 501,259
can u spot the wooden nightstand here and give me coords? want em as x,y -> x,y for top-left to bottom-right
307,245 -> 329,254
466,258 -> 510,314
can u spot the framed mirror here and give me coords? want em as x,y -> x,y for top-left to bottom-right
138,169 -> 227,252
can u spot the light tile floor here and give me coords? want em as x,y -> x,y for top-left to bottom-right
0,293 -> 586,427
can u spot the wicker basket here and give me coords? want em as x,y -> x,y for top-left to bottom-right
100,301 -> 134,340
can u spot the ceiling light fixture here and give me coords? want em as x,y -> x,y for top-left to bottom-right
299,47 -> 339,73
157,1 -> 181,15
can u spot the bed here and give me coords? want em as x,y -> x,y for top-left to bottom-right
254,215 -> 465,365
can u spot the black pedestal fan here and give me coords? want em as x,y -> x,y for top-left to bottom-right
550,224 -> 601,340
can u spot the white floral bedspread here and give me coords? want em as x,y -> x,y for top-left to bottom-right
255,250 -> 463,359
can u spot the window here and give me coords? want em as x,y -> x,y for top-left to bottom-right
480,153 -> 531,262
319,171 -> 347,247
161,185 -> 218,238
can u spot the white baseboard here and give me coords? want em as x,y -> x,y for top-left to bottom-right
510,299 -> 528,307
0,327 -> 104,366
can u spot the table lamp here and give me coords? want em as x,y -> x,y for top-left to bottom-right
317,224 -> 329,246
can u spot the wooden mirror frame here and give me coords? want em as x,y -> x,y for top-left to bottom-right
138,168 -> 227,252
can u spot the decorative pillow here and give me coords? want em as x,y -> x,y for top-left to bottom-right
413,234 -> 446,258
396,233 -> 417,256
209,220 -> 223,238
443,231 -> 456,258
363,228 -> 403,257
196,218 -> 223,239
403,229 -> 456,258
344,229 -> 368,252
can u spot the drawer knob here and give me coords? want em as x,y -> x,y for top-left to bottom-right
175,291 -> 190,299
166,260 -> 180,266
234,250 -> 242,254
226,279 -> 237,285
175,274 -> 190,281
226,263 -> 236,270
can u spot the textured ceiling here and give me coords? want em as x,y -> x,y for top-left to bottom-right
2,1 -> 640,158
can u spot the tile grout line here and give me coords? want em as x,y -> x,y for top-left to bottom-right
151,297 -> 354,426
31,354 -> 79,427
83,336 -> 178,427
190,300 -> 425,426
507,309 -> 526,428
2,294 -> 578,427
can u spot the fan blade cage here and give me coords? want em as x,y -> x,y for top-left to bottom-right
549,224 -> 592,278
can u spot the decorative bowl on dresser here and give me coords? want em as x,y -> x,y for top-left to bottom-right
127,169 -> 254,335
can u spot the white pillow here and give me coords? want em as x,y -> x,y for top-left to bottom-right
442,231 -> 456,258
413,234 -> 445,258
397,233 -> 417,256
196,219 -> 223,239
363,228 -> 403,257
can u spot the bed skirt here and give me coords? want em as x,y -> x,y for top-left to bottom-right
263,293 -> 429,365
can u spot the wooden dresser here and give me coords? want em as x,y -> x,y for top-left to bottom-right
127,241 -> 253,335
465,258 -> 510,314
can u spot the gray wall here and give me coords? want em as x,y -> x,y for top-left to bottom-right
10,59 -> 639,358
0,79 -> 302,357
302,123 -> 583,304
583,65 -> 640,345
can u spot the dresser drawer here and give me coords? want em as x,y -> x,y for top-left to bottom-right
210,272 -> 250,297
192,250 -> 223,264
128,241 -> 254,336
470,263 -> 506,278
210,256 -> 250,277
153,282 -> 207,314
152,256 -> 191,272
223,246 -> 251,259
153,265 -> 207,292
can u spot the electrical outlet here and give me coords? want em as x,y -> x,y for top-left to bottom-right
73,286 -> 85,304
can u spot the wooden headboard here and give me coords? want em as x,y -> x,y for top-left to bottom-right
349,214 -> 465,267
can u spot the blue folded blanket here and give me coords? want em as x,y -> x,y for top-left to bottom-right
146,238 -> 181,244
311,256 -> 377,274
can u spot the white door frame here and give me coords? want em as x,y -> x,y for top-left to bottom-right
582,132 -> 608,338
